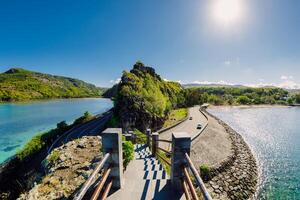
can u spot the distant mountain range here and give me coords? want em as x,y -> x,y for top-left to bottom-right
182,83 -> 248,88
0,68 -> 106,102
183,83 -> 299,92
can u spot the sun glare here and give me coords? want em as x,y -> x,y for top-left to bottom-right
210,0 -> 245,28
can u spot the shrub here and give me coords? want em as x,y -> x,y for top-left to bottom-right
56,121 -> 68,131
133,129 -> 147,144
200,164 -> 211,181
73,111 -> 92,125
123,141 -> 134,168
16,134 -> 45,161
47,149 -> 61,163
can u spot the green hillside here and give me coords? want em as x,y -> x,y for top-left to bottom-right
0,68 -> 105,102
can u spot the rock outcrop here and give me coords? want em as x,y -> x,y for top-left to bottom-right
18,136 -> 102,200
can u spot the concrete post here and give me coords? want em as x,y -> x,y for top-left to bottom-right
102,128 -> 124,189
171,132 -> 191,191
146,128 -> 151,147
151,132 -> 159,156
128,130 -> 136,143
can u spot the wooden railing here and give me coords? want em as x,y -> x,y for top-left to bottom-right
183,153 -> 212,200
73,153 -> 113,200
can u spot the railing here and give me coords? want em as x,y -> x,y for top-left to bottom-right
74,153 -> 113,200
74,128 -> 123,200
151,132 -> 172,167
183,153 -> 212,200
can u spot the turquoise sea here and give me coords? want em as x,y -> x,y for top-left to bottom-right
0,98 -> 112,164
208,106 -> 300,200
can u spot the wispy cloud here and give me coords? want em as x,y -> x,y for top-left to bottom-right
280,75 -> 294,80
109,78 -> 121,84
192,80 -> 234,85
223,57 -> 240,66
189,76 -> 300,89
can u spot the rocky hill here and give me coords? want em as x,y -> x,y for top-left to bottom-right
0,68 -> 105,102
18,136 -> 102,200
114,61 -> 185,131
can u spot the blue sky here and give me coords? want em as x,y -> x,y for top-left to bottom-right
0,0 -> 299,88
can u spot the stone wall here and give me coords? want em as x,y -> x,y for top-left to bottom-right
203,110 -> 258,200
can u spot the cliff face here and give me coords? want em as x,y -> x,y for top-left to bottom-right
114,62 -> 185,131
18,136 -> 102,200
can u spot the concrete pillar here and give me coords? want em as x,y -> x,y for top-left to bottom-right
151,132 -> 159,156
146,128 -> 151,147
128,130 -> 136,143
171,132 -> 191,191
102,128 -> 124,189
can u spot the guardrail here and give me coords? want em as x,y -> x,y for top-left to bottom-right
74,128 -> 123,200
183,153 -> 212,200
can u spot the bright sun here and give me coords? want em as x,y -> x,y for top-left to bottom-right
210,0 -> 245,27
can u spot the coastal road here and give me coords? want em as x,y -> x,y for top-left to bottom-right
47,111 -> 113,154
159,106 -> 207,150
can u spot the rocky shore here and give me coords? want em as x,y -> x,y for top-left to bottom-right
202,109 -> 258,200
18,136 -> 102,200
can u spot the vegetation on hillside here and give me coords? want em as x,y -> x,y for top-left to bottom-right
0,68 -> 105,102
184,87 -> 289,106
114,61 -> 185,131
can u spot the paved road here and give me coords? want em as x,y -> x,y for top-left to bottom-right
159,106 -> 207,150
47,111 -> 112,154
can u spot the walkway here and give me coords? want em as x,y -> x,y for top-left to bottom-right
107,144 -> 184,200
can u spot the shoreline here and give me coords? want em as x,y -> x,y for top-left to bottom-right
202,108 -> 258,200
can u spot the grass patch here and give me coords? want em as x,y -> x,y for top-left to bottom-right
163,108 -> 188,128
133,129 -> 147,144
200,164 -> 211,181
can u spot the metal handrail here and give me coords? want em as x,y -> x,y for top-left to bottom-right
90,167 -> 112,200
157,146 -> 171,155
184,153 -> 212,200
101,179 -> 113,200
182,179 -> 191,200
74,153 -> 110,200
183,167 -> 199,200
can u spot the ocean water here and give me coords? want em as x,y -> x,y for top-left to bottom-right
0,98 -> 112,163
208,106 -> 300,200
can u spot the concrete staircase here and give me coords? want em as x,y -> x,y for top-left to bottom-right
107,144 -> 184,200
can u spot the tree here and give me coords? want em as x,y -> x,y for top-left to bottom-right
236,96 -> 251,105
287,98 -> 294,105
295,94 -> 300,104
56,121 -> 68,131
